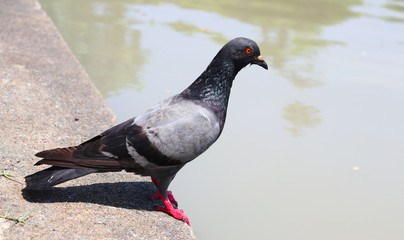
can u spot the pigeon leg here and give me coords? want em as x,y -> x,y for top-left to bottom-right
150,177 -> 189,225
151,191 -> 178,207
150,177 -> 178,206
155,191 -> 190,225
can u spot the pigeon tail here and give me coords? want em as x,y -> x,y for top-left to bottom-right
25,166 -> 98,190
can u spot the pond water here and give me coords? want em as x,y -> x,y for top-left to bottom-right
39,0 -> 404,239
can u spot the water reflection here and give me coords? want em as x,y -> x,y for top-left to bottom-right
283,101 -> 322,137
40,0 -> 148,97
167,21 -> 228,43
382,0 -> 404,22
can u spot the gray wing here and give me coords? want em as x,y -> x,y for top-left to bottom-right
131,97 -> 221,163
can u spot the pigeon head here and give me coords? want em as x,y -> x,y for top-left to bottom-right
181,37 -> 267,127
183,37 -> 267,106
218,37 -> 268,72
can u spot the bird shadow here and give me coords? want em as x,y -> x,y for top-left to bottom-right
22,181 -> 160,211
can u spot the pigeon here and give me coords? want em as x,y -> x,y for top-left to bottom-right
25,37 -> 268,225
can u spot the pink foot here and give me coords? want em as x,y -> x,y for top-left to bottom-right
153,192 -> 190,225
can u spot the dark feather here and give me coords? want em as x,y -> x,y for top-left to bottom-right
25,166 -> 99,190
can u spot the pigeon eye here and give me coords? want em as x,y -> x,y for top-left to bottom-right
245,47 -> 253,55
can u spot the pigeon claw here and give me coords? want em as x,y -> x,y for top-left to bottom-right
155,206 -> 190,225
155,193 -> 190,225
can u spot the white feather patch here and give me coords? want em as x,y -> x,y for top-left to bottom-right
101,151 -> 118,159
125,138 -> 156,168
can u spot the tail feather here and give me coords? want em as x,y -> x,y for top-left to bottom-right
34,146 -> 125,170
35,146 -> 78,159
25,166 -> 98,190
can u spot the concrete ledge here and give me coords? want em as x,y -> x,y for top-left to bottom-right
0,0 -> 195,239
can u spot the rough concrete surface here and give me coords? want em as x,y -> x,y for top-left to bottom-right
0,0 -> 195,239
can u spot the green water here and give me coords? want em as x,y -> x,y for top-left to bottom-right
39,0 -> 404,239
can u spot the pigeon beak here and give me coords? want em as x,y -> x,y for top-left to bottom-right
254,55 -> 268,70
